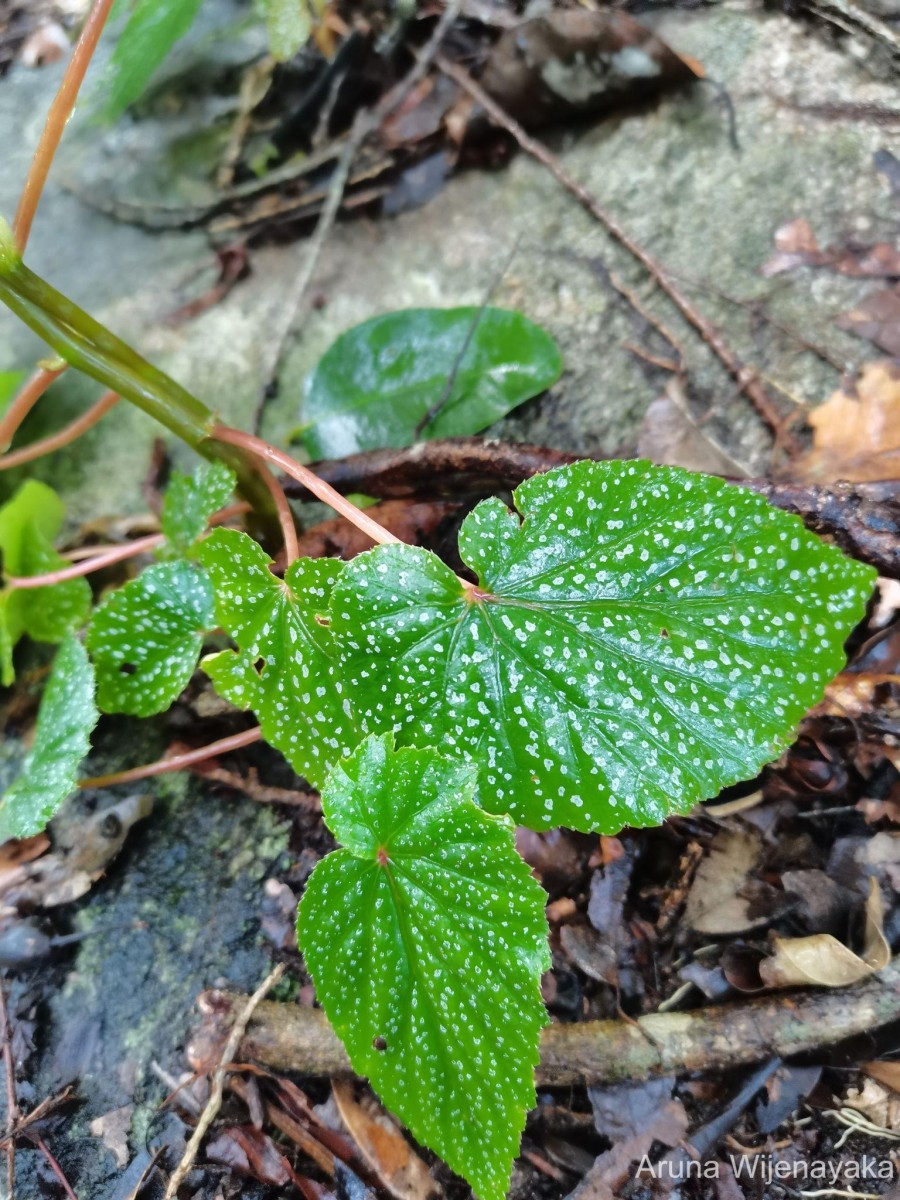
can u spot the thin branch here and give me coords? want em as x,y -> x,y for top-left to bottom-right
78,727 -> 263,790
5,532 -> 164,590
437,56 -> 795,451
24,1135 -> 77,1200
197,959 -> 900,1086
252,460 -> 299,564
13,0 -> 116,253
0,391 -> 119,470
210,425 -> 402,549
0,985 -> 18,1200
0,366 -> 65,452
163,963 -> 285,1200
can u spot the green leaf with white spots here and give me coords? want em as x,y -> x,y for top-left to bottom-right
160,460 -> 236,557
86,560 -> 215,716
0,480 -> 92,686
331,460 -> 875,833
197,528 -> 358,788
0,636 -> 97,842
298,733 -> 549,1200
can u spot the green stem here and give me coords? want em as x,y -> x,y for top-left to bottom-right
0,221 -> 276,529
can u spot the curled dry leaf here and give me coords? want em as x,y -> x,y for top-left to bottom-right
332,1080 -> 439,1200
759,878 -> 890,989
790,360 -> 900,483
836,287 -> 900,358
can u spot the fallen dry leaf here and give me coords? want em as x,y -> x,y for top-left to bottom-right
684,826 -> 781,935
90,1104 -> 133,1169
837,287 -> 900,357
845,1078 -> 900,1130
865,1061 -> 900,1094
763,218 -> 900,278
759,877 -> 889,989
333,1081 -> 438,1200
637,386 -> 747,477
790,360 -> 900,482
581,1078 -> 689,1200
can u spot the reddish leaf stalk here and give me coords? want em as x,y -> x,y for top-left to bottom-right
79,726 -> 263,789
0,389 -> 119,470
0,365 -> 65,451
13,0 -> 116,253
210,425 -> 402,547
253,459 -> 300,564
6,532 -> 164,589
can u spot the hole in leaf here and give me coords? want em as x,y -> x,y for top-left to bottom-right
660,628 -> 670,639
252,658 -> 266,677
372,1036 -> 387,1052
119,662 -> 137,675
314,613 -> 330,627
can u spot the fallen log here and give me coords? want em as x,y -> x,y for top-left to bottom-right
281,438 -> 900,580
189,961 -> 900,1087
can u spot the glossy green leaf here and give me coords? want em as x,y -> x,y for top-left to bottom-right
198,528 -> 358,788
300,307 -> 563,459
298,733 -> 549,1200
160,460 -> 236,557
258,0 -> 325,60
0,636 -> 97,842
99,0 -> 205,121
331,460 -> 875,833
86,561 -> 214,716
0,481 -> 92,686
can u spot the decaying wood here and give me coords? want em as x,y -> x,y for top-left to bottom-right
283,437 -> 900,578
191,962 -> 900,1087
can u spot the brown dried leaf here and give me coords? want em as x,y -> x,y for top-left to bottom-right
684,826 -> 776,935
791,361 -> 900,482
864,1061 -> 900,1094
89,1105 -> 133,1169
332,1081 -> 439,1200
759,878 -> 889,989
637,388 -> 747,477
763,219 -> 900,278
845,1078 -> 900,1130
837,287 -> 900,357
205,1125 -> 292,1186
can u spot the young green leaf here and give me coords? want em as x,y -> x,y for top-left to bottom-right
98,0 -> 206,121
331,460 -> 875,833
298,733 -> 549,1200
160,460 -> 236,557
0,369 -> 26,413
197,529 -> 357,787
0,480 -> 92,685
86,561 -> 215,716
0,636 -> 98,842
300,307 -> 563,459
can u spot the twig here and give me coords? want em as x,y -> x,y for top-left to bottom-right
806,0 -> 900,55
163,963 -> 285,1200
24,1135 -> 77,1200
437,56 -> 795,451
0,366 -> 65,452
5,532 -> 164,589
609,269 -> 686,372
0,391 -> 119,470
78,727 -> 264,790
13,0 -> 116,252
0,985 -> 18,1200
194,959 -> 900,1086
414,234 -> 523,438
257,0 -> 463,425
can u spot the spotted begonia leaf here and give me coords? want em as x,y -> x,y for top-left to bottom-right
0,635 -> 97,842
0,480 -> 92,685
298,733 -> 549,1200
160,460 -> 236,557
197,528 -> 358,788
86,560 -> 215,716
331,460 -> 875,833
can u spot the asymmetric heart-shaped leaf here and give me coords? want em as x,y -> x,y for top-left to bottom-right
298,733 -> 549,1200
331,461 -> 875,832
0,480 -> 92,685
0,635 -> 98,842
86,560 -> 215,716
198,529 -> 358,788
300,307 -> 562,458
160,460 -> 236,557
